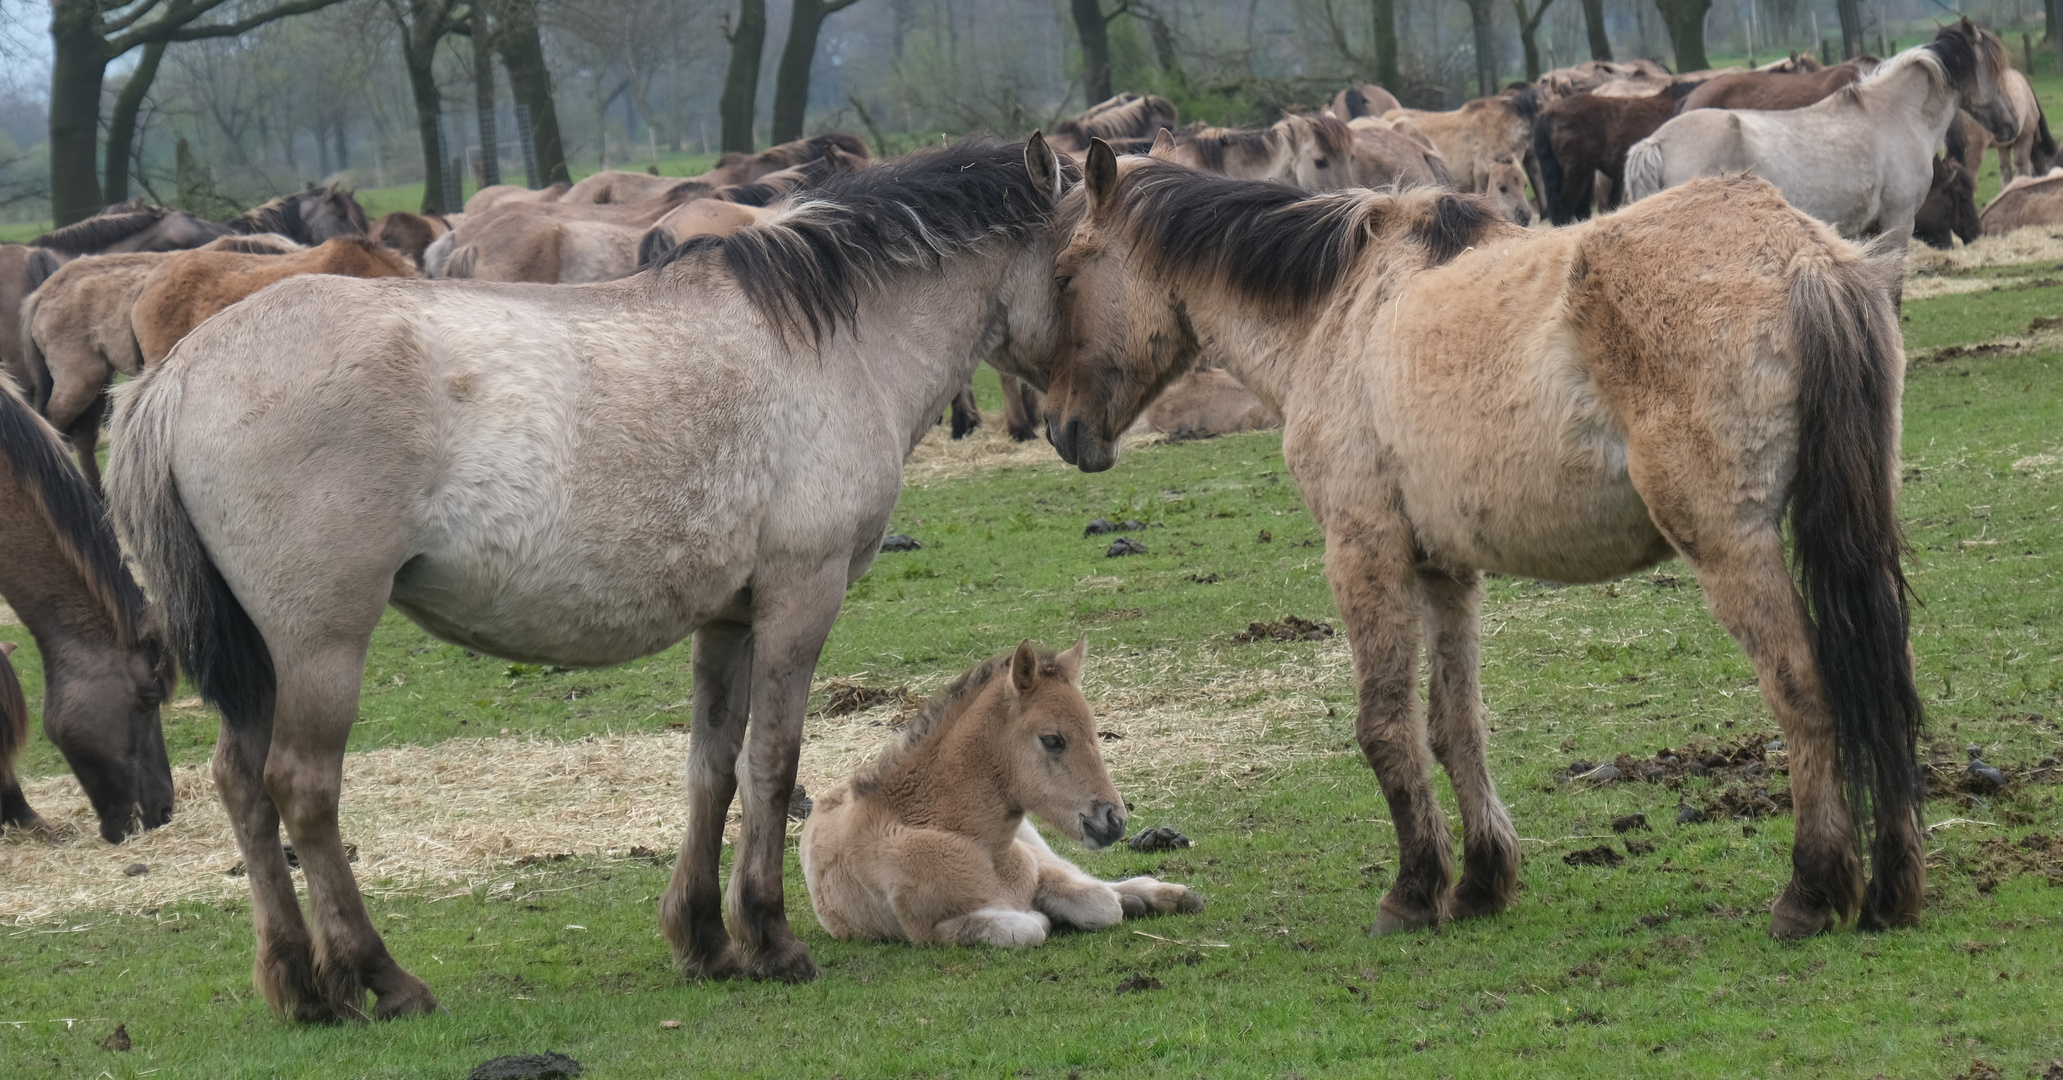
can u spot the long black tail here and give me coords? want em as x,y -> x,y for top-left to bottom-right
1788,244 -> 1925,918
1531,117 -> 1569,226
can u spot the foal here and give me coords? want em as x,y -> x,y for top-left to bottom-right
801,640 -> 1202,946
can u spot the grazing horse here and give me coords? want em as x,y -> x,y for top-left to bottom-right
1677,56 -> 1873,111
1041,141 -> 1927,941
1912,156 -> 1980,249
0,379 -> 176,841
558,134 -> 870,205
1626,20 -> 2019,243
106,137 -> 1074,1021
800,640 -> 1203,946
1532,83 -> 1703,224
132,237 -> 418,365
1048,93 -> 1179,155
1979,167 -> 2063,234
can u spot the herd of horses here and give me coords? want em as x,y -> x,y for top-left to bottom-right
0,17 -> 2047,1024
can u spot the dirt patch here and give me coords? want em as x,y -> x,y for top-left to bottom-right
819,679 -> 914,718
1957,832 -> 2063,889
1114,973 -> 1163,993
1232,616 -> 1335,644
2030,316 -> 2063,333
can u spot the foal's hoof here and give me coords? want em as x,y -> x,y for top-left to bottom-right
745,943 -> 819,984
372,976 -> 441,1020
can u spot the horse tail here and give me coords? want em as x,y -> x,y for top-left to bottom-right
2035,105 -> 2057,170
17,289 -> 51,412
106,370 -> 274,734
1532,116 -> 1567,224
1787,237 -> 1924,924
1623,137 -> 1666,203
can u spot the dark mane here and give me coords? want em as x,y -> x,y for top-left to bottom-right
1054,94 -> 1178,145
1182,126 -> 1279,172
1924,20 -> 1991,89
31,204 -> 167,255
758,132 -> 869,170
850,649 -> 1059,798
1115,164 -> 1500,309
1664,79 -> 1704,100
225,190 -> 304,237
1504,85 -> 1543,123
0,382 -> 160,663
651,137 -> 1071,345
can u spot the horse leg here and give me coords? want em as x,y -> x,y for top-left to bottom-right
660,620 -> 752,980
264,624 -> 436,1019
1418,568 -> 1520,921
1325,513 -> 1449,934
1001,373 -> 1041,442
212,694 -> 332,1021
724,562 -> 846,982
62,392 -> 108,494
41,366 -> 108,491
948,380 -> 980,439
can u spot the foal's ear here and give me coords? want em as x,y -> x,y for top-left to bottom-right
1055,636 -> 1087,682
1085,139 -> 1120,214
1148,128 -> 1179,162
1009,639 -> 1040,697
1025,132 -> 1064,207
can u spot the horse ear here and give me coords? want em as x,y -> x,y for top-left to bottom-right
1149,128 -> 1178,161
1055,636 -> 1087,682
1009,639 -> 1039,697
0,641 -> 16,658
1085,138 -> 1119,214
1024,132 -> 1064,207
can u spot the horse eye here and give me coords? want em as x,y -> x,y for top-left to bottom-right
1314,158 -> 1329,168
1055,275 -> 1073,293
1039,734 -> 1066,752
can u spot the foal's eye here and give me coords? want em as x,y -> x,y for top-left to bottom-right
1314,158 -> 1329,168
1040,734 -> 1066,752
1055,275 -> 1073,293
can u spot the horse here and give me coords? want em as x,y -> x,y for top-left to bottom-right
367,211 -> 456,270
437,179 -> 723,282
558,133 -> 870,205
1979,167 -> 2063,234
1296,117 -> 1455,193
1040,140 -> 1927,942
462,180 -> 568,215
223,184 -> 368,245
105,136 -> 1075,1021
1626,20 -> 2019,243
1326,84 -> 1404,121
1048,93 -> 1178,155
0,640 -> 32,833
132,237 -> 418,366
22,236 -> 301,491
1677,56 -> 1873,112
1,245 -> 60,398
1533,82 -> 1703,224
1912,156 -> 1981,249
32,201 -> 231,257
1131,366 -> 1279,439
1153,118 -> 1326,182
634,157 -> 868,272
0,378 -> 176,842
1383,88 -> 1542,211
800,640 -> 1203,946
1993,69 -> 2056,183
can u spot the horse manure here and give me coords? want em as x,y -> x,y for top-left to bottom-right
513,852 -> 573,867
122,863 -> 149,877
1084,518 -> 1145,536
1186,572 -> 1222,584
97,1024 -> 131,1052
1740,824 -> 1757,837
1563,845 -> 1623,868
1577,764 -> 1622,783
1966,753 -> 2009,793
1951,1061 -> 2006,1080
788,784 -> 814,821
1114,973 -> 1163,994
1611,814 -> 1649,834
1624,839 -> 1656,856
821,680 -> 912,717
879,533 -> 922,552
1232,616 -> 1333,644
469,1052 -> 584,1080
1126,825 -> 1193,852
1106,536 -> 1148,557
1676,804 -> 1707,825
1256,529 -> 1272,543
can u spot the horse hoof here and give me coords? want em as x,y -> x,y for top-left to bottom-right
1370,903 -> 1438,936
372,978 -> 440,1020
745,945 -> 819,984
1175,888 -> 1206,914
677,945 -> 744,982
1449,881 -> 1512,922
1119,893 -> 1148,918
1767,900 -> 1835,940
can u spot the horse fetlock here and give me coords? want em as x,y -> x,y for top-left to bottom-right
1859,833 -> 1927,932
255,931 -> 333,1023
310,954 -> 371,1022
743,939 -> 820,983
946,908 -> 1051,948
1039,885 -> 1124,929
1768,881 -> 1840,940
1114,877 -> 1205,916
1370,893 -> 1444,936
369,971 -> 440,1020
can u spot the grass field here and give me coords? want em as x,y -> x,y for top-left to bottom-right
2,255 -> 2062,1076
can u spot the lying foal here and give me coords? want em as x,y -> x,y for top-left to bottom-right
800,640 -> 1203,946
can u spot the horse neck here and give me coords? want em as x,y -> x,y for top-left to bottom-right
1859,54 -> 1961,138
1150,273 -> 1331,420
874,690 -> 1024,848
839,247 -> 1030,446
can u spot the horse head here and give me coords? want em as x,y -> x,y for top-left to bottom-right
301,185 -> 370,242
993,639 -> 1125,848
1914,156 -> 1980,249
1934,19 -> 2019,144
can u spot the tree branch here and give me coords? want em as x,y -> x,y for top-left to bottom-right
1100,0 -> 1132,26
112,0 -> 351,51
823,0 -> 866,13
101,0 -> 172,35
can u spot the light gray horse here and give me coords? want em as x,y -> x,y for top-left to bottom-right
1625,20 -> 2018,242
106,137 -> 1075,1022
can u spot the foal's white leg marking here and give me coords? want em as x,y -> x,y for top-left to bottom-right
939,908 -> 1051,948
1112,876 -> 1208,915
1021,820 -> 1126,929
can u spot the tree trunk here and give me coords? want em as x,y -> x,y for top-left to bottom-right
1372,0 -> 1400,88
471,2 -> 500,187
772,0 -> 860,144
720,0 -> 768,153
1582,0 -> 1612,60
403,37 -> 448,213
1462,0 -> 1497,96
1835,0 -> 1863,58
493,0 -> 568,185
1513,0 -> 1556,81
103,39 -> 167,206
2046,0 -> 2060,49
1070,0 -> 1114,105
48,0 -> 112,226
1655,0 -> 1712,72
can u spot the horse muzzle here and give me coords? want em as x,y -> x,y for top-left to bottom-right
1080,801 -> 1127,850
1047,414 -> 1117,473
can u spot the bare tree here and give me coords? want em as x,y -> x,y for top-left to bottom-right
771,0 -> 866,144
1581,0 -> 1612,61
383,0 -> 465,213
1068,0 -> 1124,105
1511,0 -> 1555,80
1458,0 -> 1497,96
493,0 -> 568,185
1655,0 -> 1711,71
719,0 -> 766,152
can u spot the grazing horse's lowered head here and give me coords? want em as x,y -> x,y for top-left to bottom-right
1914,156 -> 1981,249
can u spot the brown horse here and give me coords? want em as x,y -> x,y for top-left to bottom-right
800,640 -> 1202,946
0,640 -> 34,833
132,237 -> 417,365
1912,156 -> 1980,249
1532,82 -> 1701,224
1,245 -> 60,398
1042,142 -> 1925,941
0,378 -> 176,841
367,211 -> 455,270
31,186 -> 367,257
1678,56 -> 1873,111
1048,93 -> 1178,155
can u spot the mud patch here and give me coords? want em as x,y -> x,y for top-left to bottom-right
1233,616 -> 1335,644
1563,845 -> 1623,868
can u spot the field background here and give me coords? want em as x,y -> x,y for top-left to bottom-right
2,234 -> 2063,1074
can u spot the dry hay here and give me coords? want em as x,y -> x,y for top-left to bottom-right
1906,225 -> 2063,276
0,602 -> 18,627
902,405 -> 1167,483
1,641 -> 1351,922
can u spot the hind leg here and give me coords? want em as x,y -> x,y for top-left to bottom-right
1418,569 -> 1520,921
661,620 -> 752,979
1323,511 -> 1450,934
212,698 -> 333,1022
45,379 -> 108,492
1001,373 -> 1042,442
948,380 -> 981,439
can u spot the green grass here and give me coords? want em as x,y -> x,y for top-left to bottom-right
3,288 -> 2062,1077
